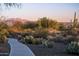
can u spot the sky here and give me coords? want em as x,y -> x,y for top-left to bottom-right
1,3 -> 79,22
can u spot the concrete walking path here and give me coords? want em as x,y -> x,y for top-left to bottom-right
8,38 -> 35,56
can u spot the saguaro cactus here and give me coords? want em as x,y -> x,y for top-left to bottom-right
70,12 -> 78,35
72,12 -> 78,29
65,12 -> 78,35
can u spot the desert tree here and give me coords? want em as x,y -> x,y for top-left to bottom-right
0,3 -> 21,43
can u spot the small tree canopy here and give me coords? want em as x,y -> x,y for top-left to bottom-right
0,3 -> 21,9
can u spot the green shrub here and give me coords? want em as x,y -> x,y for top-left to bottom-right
52,35 -> 64,42
25,36 -> 33,44
65,36 -> 78,44
0,29 -> 8,43
32,38 -> 42,44
24,35 -> 42,45
42,40 -> 54,48
66,41 -> 79,55
31,39 -> 36,44
31,39 -> 40,44
33,29 -> 48,39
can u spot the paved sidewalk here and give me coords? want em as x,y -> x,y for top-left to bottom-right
8,38 -> 34,56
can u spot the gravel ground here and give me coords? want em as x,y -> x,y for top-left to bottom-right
27,42 -> 77,56
0,43 -> 10,56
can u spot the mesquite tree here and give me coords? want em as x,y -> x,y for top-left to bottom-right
0,3 -> 21,43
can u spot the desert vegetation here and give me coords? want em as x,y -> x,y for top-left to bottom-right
0,10 -> 79,55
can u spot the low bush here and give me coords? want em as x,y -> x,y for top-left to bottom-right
52,35 -> 64,42
66,41 -> 79,55
64,36 -> 78,44
25,36 -> 33,44
42,40 -> 54,48
33,29 -> 48,39
24,35 -> 42,45
0,29 -> 8,43
31,38 -> 41,44
52,35 -> 78,44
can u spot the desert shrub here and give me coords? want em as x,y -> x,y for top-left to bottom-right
0,29 -> 9,43
65,36 -> 78,44
66,41 -> 79,55
42,40 -> 54,48
33,29 -> 48,39
50,33 -> 56,37
24,36 -> 42,45
47,35 -> 54,40
25,36 -> 33,44
52,35 -> 64,43
61,32 -> 67,37
31,38 -> 42,44
0,22 -> 9,43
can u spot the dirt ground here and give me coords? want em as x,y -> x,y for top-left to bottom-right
27,42 -> 77,56
0,43 -> 10,56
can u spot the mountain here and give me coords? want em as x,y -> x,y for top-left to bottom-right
1,18 -> 73,27
4,18 -> 31,26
